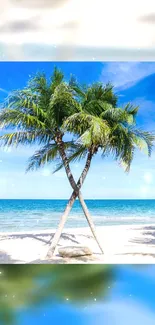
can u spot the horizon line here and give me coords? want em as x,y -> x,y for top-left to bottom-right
0,198 -> 155,200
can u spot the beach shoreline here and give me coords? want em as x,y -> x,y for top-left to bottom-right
0,222 -> 154,236
1,223 -> 155,264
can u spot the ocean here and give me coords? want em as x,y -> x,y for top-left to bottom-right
0,199 -> 155,232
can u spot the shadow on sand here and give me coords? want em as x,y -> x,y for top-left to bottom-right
0,232 -> 98,264
0,232 -> 81,245
129,226 -> 155,246
0,250 -> 22,264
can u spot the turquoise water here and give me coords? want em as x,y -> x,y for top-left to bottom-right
1,199 -> 155,232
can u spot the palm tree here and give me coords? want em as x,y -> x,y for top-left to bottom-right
0,68 -> 116,256
48,81 -> 154,255
0,70 -> 154,258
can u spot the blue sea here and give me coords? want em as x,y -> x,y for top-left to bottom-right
1,199 -> 155,232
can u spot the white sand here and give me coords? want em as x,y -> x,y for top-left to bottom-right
0,224 -> 155,264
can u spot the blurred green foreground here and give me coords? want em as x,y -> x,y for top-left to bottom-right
0,265 -> 115,324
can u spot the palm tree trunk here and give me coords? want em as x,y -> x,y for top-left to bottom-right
47,190 -> 103,258
78,191 -> 104,254
47,136 -> 103,257
46,152 -> 91,258
46,191 -> 76,258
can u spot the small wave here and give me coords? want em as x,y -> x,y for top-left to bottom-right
70,214 -> 154,220
1,213 -> 155,232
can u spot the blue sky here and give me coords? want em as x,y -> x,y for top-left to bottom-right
0,62 -> 155,199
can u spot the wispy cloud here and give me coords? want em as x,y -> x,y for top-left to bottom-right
0,87 -> 8,94
101,62 -> 155,89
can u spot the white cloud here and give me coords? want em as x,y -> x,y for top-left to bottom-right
101,62 -> 155,89
0,0 -> 155,61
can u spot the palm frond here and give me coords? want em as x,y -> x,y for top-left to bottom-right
26,143 -> 60,172
50,67 -> 64,93
0,131 -> 52,147
131,128 -> 155,157
64,112 -> 110,147
69,76 -> 86,99
68,146 -> 87,163
101,123 -> 155,172
26,140 -> 83,172
53,146 -> 87,174
124,103 -> 139,117
0,109 -> 46,130
52,161 -> 64,173
49,83 -> 81,125
100,106 -> 136,126
28,72 -> 48,94
4,89 -> 48,122
83,83 -> 117,108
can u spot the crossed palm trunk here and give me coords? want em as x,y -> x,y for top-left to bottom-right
47,139 -> 104,258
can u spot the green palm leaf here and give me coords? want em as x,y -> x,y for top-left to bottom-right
26,143 -> 60,171
0,109 -> 46,130
0,131 -> 51,147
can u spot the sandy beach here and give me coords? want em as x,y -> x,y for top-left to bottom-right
1,224 -> 155,264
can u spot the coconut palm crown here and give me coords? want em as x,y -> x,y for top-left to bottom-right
63,81 -> 154,171
0,68 -> 80,164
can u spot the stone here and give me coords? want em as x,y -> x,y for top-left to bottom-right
58,246 -> 93,258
